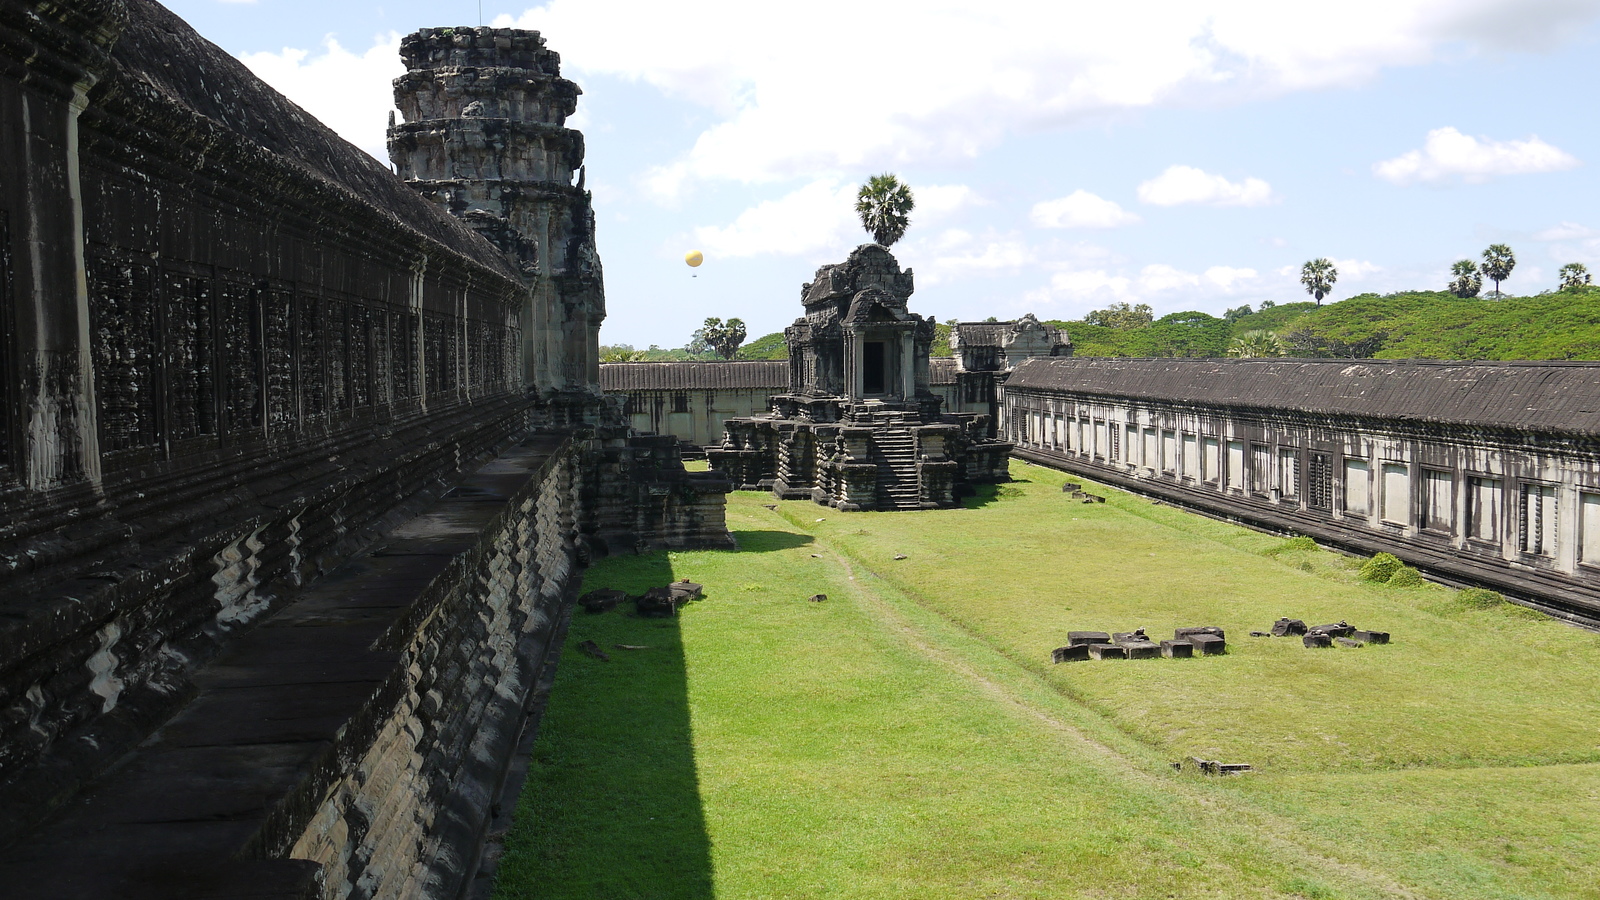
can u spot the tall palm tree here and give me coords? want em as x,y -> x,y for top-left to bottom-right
855,174 -> 915,247
1479,244 -> 1515,298
1559,262 -> 1592,292
1300,258 -> 1337,306
1447,259 -> 1482,298
1226,330 -> 1285,358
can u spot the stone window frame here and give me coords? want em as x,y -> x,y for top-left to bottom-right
1379,460 -> 1410,529
1160,429 -> 1178,475
1306,451 -> 1333,511
671,392 -> 691,414
1464,472 -> 1503,547
1276,446 -> 1301,504
1578,487 -> 1600,571
1249,442 -> 1272,497
1516,479 -> 1559,559
1340,456 -> 1371,519
1418,466 -> 1456,536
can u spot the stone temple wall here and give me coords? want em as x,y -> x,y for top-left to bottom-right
0,3 -> 730,895
0,0 -> 533,843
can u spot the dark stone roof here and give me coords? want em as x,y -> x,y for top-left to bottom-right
1007,357 -> 1600,436
601,358 -> 961,391
953,322 -> 1008,346
105,1 -> 519,280
600,361 -> 789,391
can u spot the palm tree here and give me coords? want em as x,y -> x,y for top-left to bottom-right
1226,330 -> 1285,358
855,174 -> 915,247
1447,259 -> 1482,298
1559,262 -> 1592,292
1300,258 -> 1337,306
1479,244 -> 1515,298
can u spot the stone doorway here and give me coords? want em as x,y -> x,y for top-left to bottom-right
864,341 -> 887,394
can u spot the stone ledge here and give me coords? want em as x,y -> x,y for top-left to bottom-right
0,437 -> 573,899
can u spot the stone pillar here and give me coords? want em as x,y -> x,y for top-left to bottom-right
3,1 -> 127,492
899,331 -> 914,402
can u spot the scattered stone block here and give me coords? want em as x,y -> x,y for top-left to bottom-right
893,553 -> 908,560
1187,756 -> 1218,775
1123,641 -> 1161,659
1217,763 -> 1253,774
1270,617 -> 1307,637
1175,626 -> 1225,642
1083,495 -> 1106,504
1188,634 -> 1226,655
1061,482 -> 1082,492
1303,632 -> 1333,648
1309,621 -> 1354,637
1052,645 -> 1091,663
667,580 -> 704,602
635,587 -> 677,618
1068,631 -> 1110,646
1336,637 -> 1364,648
1160,640 -> 1194,658
1249,631 -> 1271,637
578,589 -> 627,613
808,594 -> 827,603
1352,629 -> 1390,644
1112,629 -> 1149,645
1088,643 -> 1128,660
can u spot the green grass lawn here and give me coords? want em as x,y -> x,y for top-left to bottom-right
495,462 -> 1600,899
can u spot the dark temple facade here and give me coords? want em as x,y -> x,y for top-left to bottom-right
0,3 -> 728,898
709,244 -> 1029,510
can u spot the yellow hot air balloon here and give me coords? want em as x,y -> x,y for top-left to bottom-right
685,250 -> 704,268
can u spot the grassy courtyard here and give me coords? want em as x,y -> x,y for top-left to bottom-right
494,462 -> 1600,899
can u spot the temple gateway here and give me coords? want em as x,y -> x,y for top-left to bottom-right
709,244 -> 1068,510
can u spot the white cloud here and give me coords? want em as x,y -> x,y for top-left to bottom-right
1137,165 -> 1276,207
691,180 -> 980,260
1373,127 -> 1580,185
239,34 -> 402,162
690,179 -> 858,258
1138,263 -> 1200,292
1204,265 -> 1259,290
1031,190 -> 1141,229
492,0 -> 1600,195
1534,221 -> 1598,241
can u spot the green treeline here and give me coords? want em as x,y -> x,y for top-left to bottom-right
618,287 -> 1600,363
1064,287 -> 1600,360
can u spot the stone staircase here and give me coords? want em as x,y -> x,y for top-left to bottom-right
871,429 -> 922,510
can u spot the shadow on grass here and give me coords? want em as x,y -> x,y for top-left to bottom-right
732,529 -> 814,552
494,551 -> 713,900
960,479 -> 1031,509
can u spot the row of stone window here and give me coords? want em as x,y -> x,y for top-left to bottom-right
1010,404 -> 1600,568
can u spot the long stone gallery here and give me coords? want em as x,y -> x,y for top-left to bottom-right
5,2 -> 1600,899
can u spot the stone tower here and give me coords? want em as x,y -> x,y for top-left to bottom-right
388,27 -> 603,399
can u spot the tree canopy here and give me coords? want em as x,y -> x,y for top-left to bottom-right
855,174 -> 915,247
1448,259 -> 1482,299
1480,244 -> 1515,298
1300,258 -> 1337,306
690,317 -> 748,360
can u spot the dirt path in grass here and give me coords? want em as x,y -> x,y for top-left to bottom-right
816,538 -> 1429,900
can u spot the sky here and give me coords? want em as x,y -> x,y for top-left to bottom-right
164,0 -> 1600,349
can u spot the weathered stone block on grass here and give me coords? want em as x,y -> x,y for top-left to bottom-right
1188,634 -> 1226,655
636,587 -> 677,618
1175,626 -> 1225,641
1336,637 -> 1364,648
1270,618 -> 1307,636
1088,643 -> 1128,660
1051,645 -> 1090,663
1068,631 -> 1110,646
1310,622 -> 1354,638
1123,641 -> 1161,659
1303,633 -> 1333,648
669,581 -> 704,602
1160,640 -> 1194,658
1112,629 -> 1149,645
1352,629 -> 1390,644
579,589 -> 627,613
